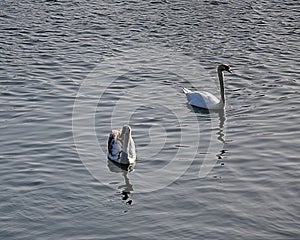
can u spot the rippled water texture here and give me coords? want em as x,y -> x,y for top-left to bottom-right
1,1 -> 299,239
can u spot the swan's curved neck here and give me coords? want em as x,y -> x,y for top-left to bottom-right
217,69 -> 225,105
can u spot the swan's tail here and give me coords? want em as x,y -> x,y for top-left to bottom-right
182,87 -> 191,94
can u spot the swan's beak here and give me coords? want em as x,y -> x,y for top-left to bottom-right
227,69 -> 232,73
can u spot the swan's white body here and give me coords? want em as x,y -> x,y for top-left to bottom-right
183,64 -> 232,110
107,125 -> 136,164
183,88 -> 223,110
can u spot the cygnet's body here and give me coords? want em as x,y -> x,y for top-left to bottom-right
107,125 -> 136,164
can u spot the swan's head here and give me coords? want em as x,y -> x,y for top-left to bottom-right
121,125 -> 132,136
218,64 -> 232,73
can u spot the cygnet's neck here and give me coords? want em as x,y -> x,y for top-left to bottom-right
122,132 -> 130,153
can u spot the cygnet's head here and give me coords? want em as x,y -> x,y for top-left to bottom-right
121,125 -> 132,136
218,64 -> 232,73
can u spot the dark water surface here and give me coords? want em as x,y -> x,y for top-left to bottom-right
1,1 -> 299,239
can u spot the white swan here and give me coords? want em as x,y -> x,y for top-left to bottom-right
107,125 -> 136,164
183,64 -> 232,110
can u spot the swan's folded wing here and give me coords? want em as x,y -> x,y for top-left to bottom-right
186,91 -> 220,109
198,91 -> 220,104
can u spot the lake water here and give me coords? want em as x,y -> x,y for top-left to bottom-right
1,0 -> 299,239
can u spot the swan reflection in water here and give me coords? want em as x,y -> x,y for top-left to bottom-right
107,159 -> 135,205
187,104 -> 228,177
